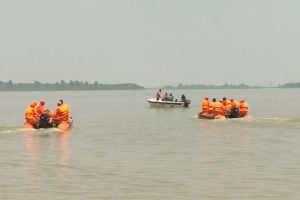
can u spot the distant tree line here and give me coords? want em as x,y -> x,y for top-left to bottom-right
279,82 -> 300,88
163,83 -> 257,89
0,80 -> 145,91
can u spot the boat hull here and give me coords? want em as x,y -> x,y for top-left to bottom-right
147,98 -> 190,107
22,117 -> 73,130
198,113 -> 251,120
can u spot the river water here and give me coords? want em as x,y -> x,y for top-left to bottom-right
0,89 -> 300,200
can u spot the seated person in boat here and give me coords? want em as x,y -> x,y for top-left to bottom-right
239,99 -> 249,117
213,99 -> 224,117
34,99 -> 49,118
222,97 -> 232,117
51,99 -> 71,125
169,93 -> 174,101
24,101 -> 39,128
162,92 -> 169,101
199,96 -> 209,114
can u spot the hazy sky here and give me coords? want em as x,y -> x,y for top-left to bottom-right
0,0 -> 299,87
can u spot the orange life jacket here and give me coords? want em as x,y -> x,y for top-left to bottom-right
240,102 -> 249,114
25,106 -> 38,123
223,100 -> 232,111
201,99 -> 209,112
34,105 -> 46,117
208,101 -> 215,113
213,102 -> 223,115
232,100 -> 240,108
55,104 -> 70,122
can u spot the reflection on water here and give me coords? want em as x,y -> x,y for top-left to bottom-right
57,132 -> 70,166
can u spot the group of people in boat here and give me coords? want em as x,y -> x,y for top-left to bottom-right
199,96 -> 250,119
23,99 -> 72,130
156,89 -> 187,102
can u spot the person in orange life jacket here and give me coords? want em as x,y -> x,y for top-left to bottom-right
223,97 -> 232,116
200,96 -> 209,114
34,99 -> 48,118
52,99 -> 70,124
208,98 -> 216,114
156,89 -> 162,100
239,99 -> 249,116
25,101 -> 38,125
230,98 -> 240,108
213,99 -> 224,116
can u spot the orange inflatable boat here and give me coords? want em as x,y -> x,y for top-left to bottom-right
23,113 -> 73,131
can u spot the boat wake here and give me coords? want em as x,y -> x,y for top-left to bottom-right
0,127 -> 63,135
194,116 -> 300,124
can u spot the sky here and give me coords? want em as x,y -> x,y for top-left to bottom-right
0,0 -> 299,87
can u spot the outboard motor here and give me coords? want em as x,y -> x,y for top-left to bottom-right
39,113 -> 54,128
183,99 -> 191,107
228,107 -> 241,118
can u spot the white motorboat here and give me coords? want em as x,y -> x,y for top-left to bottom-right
147,98 -> 191,107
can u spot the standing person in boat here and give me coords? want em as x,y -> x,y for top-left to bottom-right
239,99 -> 249,117
156,89 -> 162,101
24,101 -> 39,127
169,93 -> 174,101
200,96 -> 209,114
52,99 -> 70,125
34,99 -> 48,118
181,94 -> 186,102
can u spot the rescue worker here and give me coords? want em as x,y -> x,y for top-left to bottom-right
52,99 -> 70,124
213,99 -> 224,116
24,101 -> 38,126
239,99 -> 249,117
156,89 -> 161,101
200,96 -> 209,114
230,98 -> 240,108
208,98 -> 216,114
223,97 -> 232,117
34,99 -> 47,118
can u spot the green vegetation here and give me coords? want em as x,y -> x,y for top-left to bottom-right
0,80 -> 145,91
163,83 -> 257,89
279,82 -> 300,88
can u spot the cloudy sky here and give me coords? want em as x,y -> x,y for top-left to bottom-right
0,0 -> 299,87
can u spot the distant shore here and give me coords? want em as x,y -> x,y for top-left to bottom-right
160,82 -> 300,90
1,80 -> 299,91
0,80 -> 145,91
